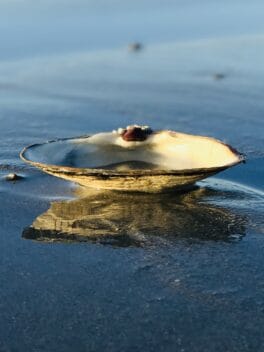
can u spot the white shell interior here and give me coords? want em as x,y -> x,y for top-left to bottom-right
24,131 -> 241,171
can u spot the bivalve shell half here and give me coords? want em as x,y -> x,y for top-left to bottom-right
20,126 -> 244,192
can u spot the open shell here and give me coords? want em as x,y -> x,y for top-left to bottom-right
20,126 -> 244,192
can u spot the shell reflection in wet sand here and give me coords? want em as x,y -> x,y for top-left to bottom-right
23,186 -> 247,247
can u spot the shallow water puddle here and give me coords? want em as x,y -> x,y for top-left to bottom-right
18,176 -> 263,246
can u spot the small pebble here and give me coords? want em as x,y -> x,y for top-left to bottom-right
5,173 -> 23,181
213,73 -> 226,80
128,42 -> 143,52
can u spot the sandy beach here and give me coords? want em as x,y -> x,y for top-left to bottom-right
0,1 -> 264,351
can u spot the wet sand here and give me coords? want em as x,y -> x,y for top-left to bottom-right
0,1 -> 264,351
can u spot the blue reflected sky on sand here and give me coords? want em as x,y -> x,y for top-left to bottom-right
0,0 -> 264,59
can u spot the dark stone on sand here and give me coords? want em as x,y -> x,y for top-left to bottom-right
128,42 -> 143,52
213,73 -> 226,80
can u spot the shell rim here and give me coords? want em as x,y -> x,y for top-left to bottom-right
20,134 -> 245,177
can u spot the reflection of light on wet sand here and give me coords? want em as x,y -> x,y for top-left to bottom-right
204,178 -> 264,197
22,181 -> 252,246
199,178 -> 264,210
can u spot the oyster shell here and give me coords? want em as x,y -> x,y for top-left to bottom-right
20,125 -> 244,192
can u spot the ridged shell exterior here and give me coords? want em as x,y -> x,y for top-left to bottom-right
20,133 -> 243,193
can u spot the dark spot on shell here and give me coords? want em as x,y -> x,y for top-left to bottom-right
122,127 -> 152,142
